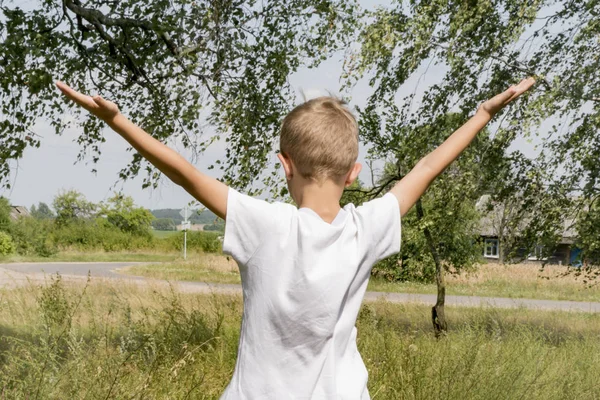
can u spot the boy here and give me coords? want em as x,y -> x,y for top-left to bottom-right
56,77 -> 535,399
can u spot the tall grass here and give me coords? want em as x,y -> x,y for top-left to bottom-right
2,278 -> 600,399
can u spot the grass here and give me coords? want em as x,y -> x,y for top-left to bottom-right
0,251 -> 180,264
1,278 -> 600,399
369,262 -> 600,302
121,254 -> 240,284
121,255 -> 600,303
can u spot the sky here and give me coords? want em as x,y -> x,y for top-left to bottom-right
1,0 -> 542,211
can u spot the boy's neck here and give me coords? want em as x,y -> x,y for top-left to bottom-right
297,179 -> 344,224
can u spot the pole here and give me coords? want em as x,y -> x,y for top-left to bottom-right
184,229 -> 187,260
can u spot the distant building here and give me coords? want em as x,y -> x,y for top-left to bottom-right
176,223 -> 206,231
10,206 -> 30,220
478,195 -> 581,266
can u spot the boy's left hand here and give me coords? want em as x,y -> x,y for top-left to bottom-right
478,77 -> 536,118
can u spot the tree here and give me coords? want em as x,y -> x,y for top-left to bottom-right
577,200 -> 600,266
348,0 -> 600,333
0,0 -> 359,193
357,113 -> 491,335
0,197 -> 11,232
98,194 -> 154,235
152,218 -> 176,231
31,202 -> 55,220
52,190 -> 96,225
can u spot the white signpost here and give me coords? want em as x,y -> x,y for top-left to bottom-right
180,206 -> 193,260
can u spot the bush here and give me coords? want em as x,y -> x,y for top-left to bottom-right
0,231 -> 15,256
52,219 -> 154,252
163,231 -> 222,253
8,217 -> 57,257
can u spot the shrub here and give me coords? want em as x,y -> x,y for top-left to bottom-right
8,217 -> 57,257
0,231 -> 15,256
52,219 -> 154,252
163,231 -> 222,253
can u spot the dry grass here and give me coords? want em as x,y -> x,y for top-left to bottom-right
447,262 -> 579,286
121,256 -> 600,303
121,253 -> 240,284
2,278 -> 600,399
370,262 -> 600,302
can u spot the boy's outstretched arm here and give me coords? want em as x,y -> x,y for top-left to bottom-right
55,82 -> 228,219
390,77 -> 536,217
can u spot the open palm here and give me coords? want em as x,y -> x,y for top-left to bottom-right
480,77 -> 536,117
56,81 -> 120,122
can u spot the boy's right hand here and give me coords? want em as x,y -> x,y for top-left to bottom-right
477,77 -> 536,118
56,81 -> 120,123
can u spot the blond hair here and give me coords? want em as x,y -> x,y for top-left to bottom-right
280,96 -> 359,182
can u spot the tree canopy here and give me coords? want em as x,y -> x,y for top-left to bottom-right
348,0 -> 599,258
0,0 -> 358,193
2,0 -> 599,261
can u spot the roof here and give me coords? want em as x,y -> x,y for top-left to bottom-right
477,195 -> 577,244
10,206 -> 30,220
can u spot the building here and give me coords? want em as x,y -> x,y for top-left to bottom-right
176,223 -> 206,231
478,196 -> 581,266
9,206 -> 30,220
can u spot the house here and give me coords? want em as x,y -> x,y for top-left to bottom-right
477,196 -> 581,266
9,206 -> 30,220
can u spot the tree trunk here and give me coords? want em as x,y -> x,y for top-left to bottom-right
416,199 -> 447,337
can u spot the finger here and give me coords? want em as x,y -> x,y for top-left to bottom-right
495,86 -> 518,104
92,95 -> 110,108
55,81 -> 98,109
506,77 -> 536,103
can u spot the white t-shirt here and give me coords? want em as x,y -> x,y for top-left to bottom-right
220,188 -> 401,400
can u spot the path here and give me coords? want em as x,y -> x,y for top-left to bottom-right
1,262 -> 600,313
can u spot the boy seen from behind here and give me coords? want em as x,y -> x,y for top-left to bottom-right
56,77 -> 535,399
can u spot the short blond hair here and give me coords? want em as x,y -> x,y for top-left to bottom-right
280,96 -> 359,181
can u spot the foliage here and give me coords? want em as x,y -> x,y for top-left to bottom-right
98,194 -> 154,236
0,231 -> 15,256
340,179 -> 368,207
363,113 -> 489,283
0,0 -> 359,195
347,0 -> 600,266
8,217 -> 58,257
52,189 -> 96,226
30,202 -> 55,220
0,196 -> 11,232
203,220 -> 225,232
166,231 -> 222,254
152,218 -> 176,231
576,200 -> 600,266
50,219 -> 151,252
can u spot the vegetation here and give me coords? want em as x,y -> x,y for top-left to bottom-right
0,231 -> 15,256
1,279 -> 600,399
121,255 -> 600,303
0,0 -> 359,194
0,190 -> 221,259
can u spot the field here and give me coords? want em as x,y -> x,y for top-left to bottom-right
121,255 -> 600,302
151,230 -> 181,239
1,278 -> 600,399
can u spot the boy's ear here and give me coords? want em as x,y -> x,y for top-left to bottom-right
277,153 -> 293,181
345,163 -> 362,187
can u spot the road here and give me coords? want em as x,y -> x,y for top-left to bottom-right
1,262 -> 600,313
